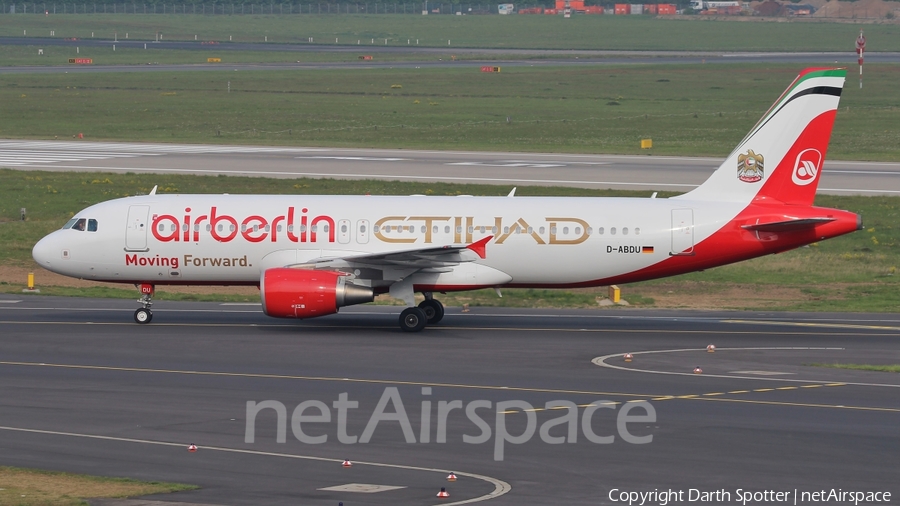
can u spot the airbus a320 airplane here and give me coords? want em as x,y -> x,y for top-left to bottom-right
33,68 -> 860,332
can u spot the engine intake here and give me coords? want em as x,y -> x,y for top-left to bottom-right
261,268 -> 374,319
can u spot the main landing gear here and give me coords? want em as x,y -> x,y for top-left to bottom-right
134,283 -> 154,324
398,293 -> 444,332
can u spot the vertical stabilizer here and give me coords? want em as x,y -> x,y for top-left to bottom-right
677,68 -> 846,206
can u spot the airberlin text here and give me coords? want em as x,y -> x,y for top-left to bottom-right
150,207 -> 592,246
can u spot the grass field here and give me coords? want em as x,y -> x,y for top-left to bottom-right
1,169 -> 898,312
808,363 -> 900,373
0,466 -> 196,506
3,14 -> 900,51
1,63 -> 899,159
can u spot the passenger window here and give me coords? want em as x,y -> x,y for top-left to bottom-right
87,219 -> 98,232
71,218 -> 86,231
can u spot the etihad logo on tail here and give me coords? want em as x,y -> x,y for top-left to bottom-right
792,148 -> 822,186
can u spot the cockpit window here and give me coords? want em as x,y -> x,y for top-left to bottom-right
66,218 -> 98,232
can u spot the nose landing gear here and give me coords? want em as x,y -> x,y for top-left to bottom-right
134,283 -> 154,324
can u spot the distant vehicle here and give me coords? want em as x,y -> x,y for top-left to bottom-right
33,68 -> 859,332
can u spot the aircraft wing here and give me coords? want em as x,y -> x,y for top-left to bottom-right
290,235 -> 492,270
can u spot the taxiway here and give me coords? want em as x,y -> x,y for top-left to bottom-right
0,295 -> 897,505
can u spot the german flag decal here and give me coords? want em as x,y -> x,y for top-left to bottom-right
642,246 -> 655,254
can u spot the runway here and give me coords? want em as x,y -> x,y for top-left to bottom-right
2,139 -> 900,195
0,294 -> 897,505
3,37 -> 900,74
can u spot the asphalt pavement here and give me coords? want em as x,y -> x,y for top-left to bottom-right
0,294 -> 897,505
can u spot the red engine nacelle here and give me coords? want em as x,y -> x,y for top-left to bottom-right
261,268 -> 374,319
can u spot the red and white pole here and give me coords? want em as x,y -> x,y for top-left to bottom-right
856,30 -> 866,89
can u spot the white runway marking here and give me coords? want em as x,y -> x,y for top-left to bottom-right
448,161 -> 566,168
0,162 -> 703,188
0,140 -> 323,167
0,425 -> 511,505
592,347 -> 900,388
318,483 -> 407,493
297,156 -> 409,161
731,370 -> 795,376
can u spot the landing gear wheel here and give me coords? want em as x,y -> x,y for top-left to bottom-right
418,299 -> 445,325
399,307 -> 427,333
134,308 -> 153,324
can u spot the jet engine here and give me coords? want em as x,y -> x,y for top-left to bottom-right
261,268 -> 374,319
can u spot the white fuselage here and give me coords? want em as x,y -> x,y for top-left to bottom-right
32,194 -> 742,290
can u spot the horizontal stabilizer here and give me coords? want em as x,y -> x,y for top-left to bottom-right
741,217 -> 835,232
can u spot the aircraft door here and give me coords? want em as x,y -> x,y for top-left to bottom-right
337,219 -> 351,244
125,205 -> 150,252
670,209 -> 694,256
356,219 -> 370,244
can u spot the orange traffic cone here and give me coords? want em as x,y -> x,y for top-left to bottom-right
693,366 -> 703,374
342,459 -> 352,468
707,344 -> 716,353
623,353 -> 633,362
446,472 -> 458,482
437,487 -> 450,498
187,443 -> 198,452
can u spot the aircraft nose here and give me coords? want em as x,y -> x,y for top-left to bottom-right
32,232 -> 59,270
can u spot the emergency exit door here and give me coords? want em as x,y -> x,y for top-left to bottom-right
125,205 -> 150,252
